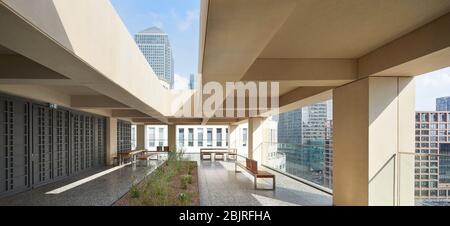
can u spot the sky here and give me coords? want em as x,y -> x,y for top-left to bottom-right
416,67 -> 450,111
111,0 -> 450,110
111,0 -> 200,90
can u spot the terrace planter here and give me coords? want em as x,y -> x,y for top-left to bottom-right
113,161 -> 199,206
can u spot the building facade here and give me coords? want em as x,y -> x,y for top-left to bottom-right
276,101 -> 332,187
135,27 -> 174,89
189,74 -> 197,90
277,109 -> 302,145
415,111 -> 450,203
437,97 -> 450,111
323,120 -> 333,188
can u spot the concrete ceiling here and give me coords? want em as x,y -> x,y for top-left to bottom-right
200,0 -> 450,112
260,0 -> 450,58
0,45 -> 15,54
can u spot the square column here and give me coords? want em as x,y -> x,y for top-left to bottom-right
105,117 -> 117,166
136,124 -> 145,150
248,117 -> 264,162
333,77 -> 415,206
168,124 -> 177,152
229,124 -> 238,149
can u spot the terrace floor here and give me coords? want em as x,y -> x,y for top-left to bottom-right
185,154 -> 332,206
0,154 -> 332,206
0,160 -> 164,206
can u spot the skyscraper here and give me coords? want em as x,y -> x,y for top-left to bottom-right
277,100 -> 332,187
437,96 -> 450,111
135,27 -> 174,89
301,102 -> 328,143
189,74 -> 197,90
277,109 -> 302,145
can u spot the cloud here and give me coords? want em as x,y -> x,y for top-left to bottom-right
148,11 -> 165,28
171,9 -> 199,32
173,73 -> 189,90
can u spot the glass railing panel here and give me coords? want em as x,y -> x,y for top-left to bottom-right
259,142 -> 332,190
399,152 -> 450,206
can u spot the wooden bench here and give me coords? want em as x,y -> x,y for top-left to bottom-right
118,150 -> 142,165
156,146 -> 170,153
235,158 -> 276,190
137,153 -> 158,166
200,148 -> 238,161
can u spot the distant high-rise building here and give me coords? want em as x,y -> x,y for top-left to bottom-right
437,96 -> 450,111
277,109 -> 302,145
189,74 -> 197,90
135,27 -> 174,89
323,120 -> 333,188
302,102 -> 328,143
277,100 -> 332,187
415,111 -> 450,203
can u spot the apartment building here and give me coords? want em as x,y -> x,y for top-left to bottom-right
415,111 -> 450,202
324,120 -> 333,189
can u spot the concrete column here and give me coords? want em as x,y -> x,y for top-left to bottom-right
248,117 -> 264,162
136,124 -> 145,150
333,77 -> 415,206
229,124 -> 238,149
168,124 -> 177,152
105,117 -> 117,166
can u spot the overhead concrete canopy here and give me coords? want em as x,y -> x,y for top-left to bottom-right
200,0 -> 450,112
1,0 -> 449,123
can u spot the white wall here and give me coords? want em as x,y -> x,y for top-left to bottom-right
145,125 -> 168,151
175,125 -> 229,153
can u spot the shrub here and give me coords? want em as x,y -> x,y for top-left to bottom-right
182,174 -> 193,185
178,192 -> 191,206
187,164 -> 192,175
130,184 -> 140,198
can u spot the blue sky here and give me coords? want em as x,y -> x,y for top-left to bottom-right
111,0 -> 450,111
111,0 -> 200,89
416,67 -> 450,111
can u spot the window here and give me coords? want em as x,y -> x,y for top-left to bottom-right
149,128 -> 155,147
217,128 -> 222,147
225,128 -> 229,146
188,128 -> 194,147
131,125 -> 137,150
197,128 -> 203,147
242,128 -> 247,147
207,128 -> 213,147
159,128 -> 164,147
178,128 -> 184,147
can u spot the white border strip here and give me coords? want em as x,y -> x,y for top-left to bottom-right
45,163 -> 131,195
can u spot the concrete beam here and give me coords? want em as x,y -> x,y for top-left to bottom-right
359,12 -> 450,77
112,110 -> 149,118
0,54 -> 67,79
280,86 -> 333,108
71,95 -> 129,109
131,118 -> 160,124
242,58 -> 357,85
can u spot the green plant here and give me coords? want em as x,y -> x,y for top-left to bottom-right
181,174 -> 193,185
178,192 -> 191,206
187,164 -> 192,175
130,183 -> 140,198
181,179 -> 188,190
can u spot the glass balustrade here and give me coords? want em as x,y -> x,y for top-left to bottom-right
399,152 -> 450,206
256,142 -> 332,190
